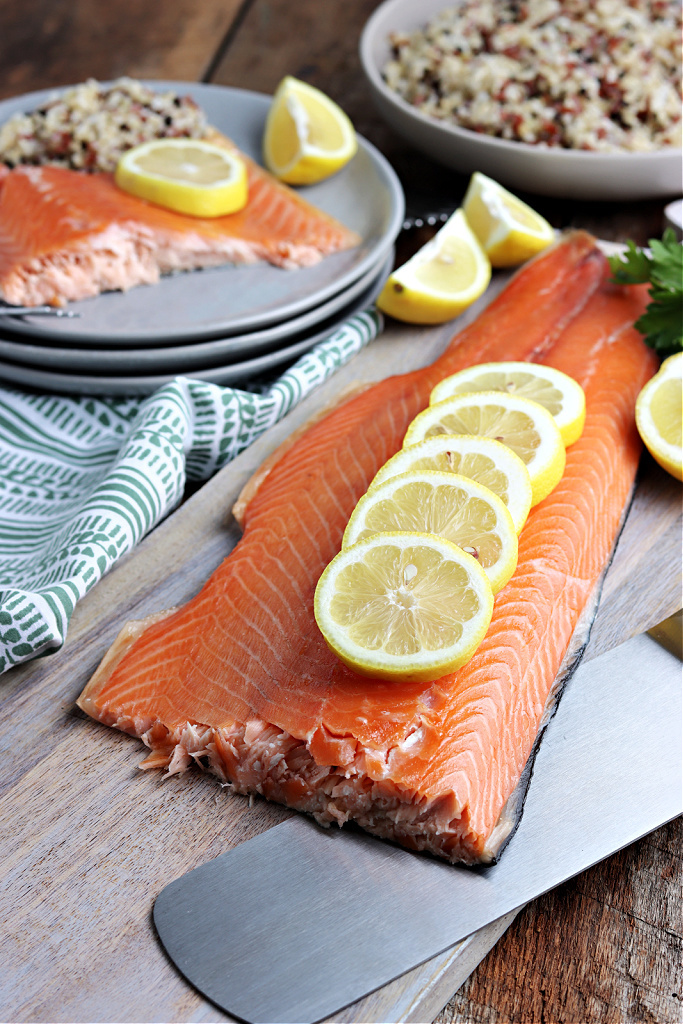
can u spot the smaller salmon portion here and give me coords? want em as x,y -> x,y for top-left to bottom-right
0,147 -> 360,306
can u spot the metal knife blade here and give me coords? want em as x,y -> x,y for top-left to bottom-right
153,623 -> 682,1024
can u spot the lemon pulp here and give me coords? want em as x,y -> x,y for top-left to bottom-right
650,379 -> 682,446
463,172 -> 555,268
635,352 -> 683,481
431,361 -> 586,447
314,532 -> 494,681
343,470 -> 518,595
263,76 -> 357,184
376,209 -> 491,325
370,435 -> 532,534
115,139 -> 248,217
404,392 -> 566,506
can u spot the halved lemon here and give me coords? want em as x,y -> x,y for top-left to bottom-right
314,531 -> 494,682
635,351 -> 682,481
369,435 -> 532,534
462,172 -> 555,268
343,470 -> 518,594
430,361 -> 586,447
375,209 -> 491,324
404,392 -> 566,506
263,76 -> 357,184
115,139 -> 248,217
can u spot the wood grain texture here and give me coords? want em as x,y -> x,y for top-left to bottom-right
436,819 -> 683,1024
0,0 -> 243,99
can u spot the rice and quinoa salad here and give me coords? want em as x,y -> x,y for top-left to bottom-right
383,0 -> 682,152
0,77 -> 209,173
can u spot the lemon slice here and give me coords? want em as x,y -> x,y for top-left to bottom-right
115,139 -> 248,218
263,76 -> 357,185
635,351 -> 682,481
375,209 -> 491,324
462,172 -> 555,268
369,435 -> 532,534
343,470 -> 518,594
404,392 -> 566,506
314,532 -> 494,682
430,361 -> 586,447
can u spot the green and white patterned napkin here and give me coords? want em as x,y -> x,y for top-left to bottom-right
0,309 -> 381,674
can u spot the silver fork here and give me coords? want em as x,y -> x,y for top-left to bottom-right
0,305 -> 79,318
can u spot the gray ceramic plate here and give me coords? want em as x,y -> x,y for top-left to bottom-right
1,82 -> 404,346
360,0 -> 683,200
0,250 -> 393,373
0,252 -> 389,397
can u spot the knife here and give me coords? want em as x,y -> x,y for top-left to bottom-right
153,615 -> 682,1024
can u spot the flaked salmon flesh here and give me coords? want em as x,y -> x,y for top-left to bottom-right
0,134 -> 359,307
78,233 -> 657,864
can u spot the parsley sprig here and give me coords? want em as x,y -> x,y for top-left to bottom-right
608,228 -> 683,358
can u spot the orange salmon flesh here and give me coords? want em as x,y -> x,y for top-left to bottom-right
78,233 -> 657,864
0,138 -> 359,307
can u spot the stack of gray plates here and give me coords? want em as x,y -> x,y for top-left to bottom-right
0,84 -> 404,396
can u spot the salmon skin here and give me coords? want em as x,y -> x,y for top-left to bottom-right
0,132 -> 359,307
78,233 -> 657,864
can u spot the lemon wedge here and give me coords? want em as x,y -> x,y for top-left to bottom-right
404,392 -> 566,506
263,76 -> 357,184
635,351 -> 682,481
431,361 -> 586,447
369,435 -> 532,534
314,532 -> 494,682
343,470 -> 518,594
115,139 -> 248,218
462,172 -> 555,268
375,209 -> 491,324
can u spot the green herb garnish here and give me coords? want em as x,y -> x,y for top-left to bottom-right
608,227 -> 683,358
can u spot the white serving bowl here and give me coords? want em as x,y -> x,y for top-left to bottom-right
360,0 -> 683,201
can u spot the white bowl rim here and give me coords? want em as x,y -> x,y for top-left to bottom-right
359,0 -> 683,165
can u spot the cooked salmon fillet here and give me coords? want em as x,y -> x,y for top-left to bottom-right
0,139 -> 359,307
78,233 -> 657,864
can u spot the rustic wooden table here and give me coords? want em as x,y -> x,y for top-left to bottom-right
1,3 -> 681,1023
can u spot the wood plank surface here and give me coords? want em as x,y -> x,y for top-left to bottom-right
436,820 -> 682,1024
0,0 -> 681,1020
0,0 -> 243,99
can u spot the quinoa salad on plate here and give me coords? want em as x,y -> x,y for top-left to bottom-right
0,78 -> 209,173
383,0 -> 682,152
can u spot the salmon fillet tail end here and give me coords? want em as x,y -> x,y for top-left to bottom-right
77,235 -> 657,865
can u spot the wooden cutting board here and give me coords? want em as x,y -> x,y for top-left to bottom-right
0,277 -> 680,1024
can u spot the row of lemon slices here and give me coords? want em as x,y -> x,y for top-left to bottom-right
314,362 -> 586,683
